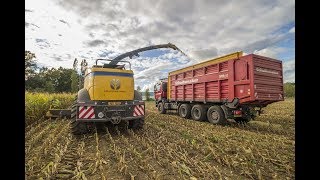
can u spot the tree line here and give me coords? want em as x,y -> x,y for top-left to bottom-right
25,51 -> 79,93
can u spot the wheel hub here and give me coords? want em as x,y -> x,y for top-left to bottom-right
211,111 -> 219,120
181,108 -> 186,115
194,109 -> 200,118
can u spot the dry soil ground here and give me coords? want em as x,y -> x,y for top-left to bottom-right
25,98 -> 295,179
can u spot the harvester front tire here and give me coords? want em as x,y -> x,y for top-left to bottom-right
70,103 -> 89,135
128,118 -> 144,130
191,104 -> 207,121
178,104 -> 191,119
207,106 -> 227,125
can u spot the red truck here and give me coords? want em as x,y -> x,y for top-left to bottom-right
154,51 -> 284,124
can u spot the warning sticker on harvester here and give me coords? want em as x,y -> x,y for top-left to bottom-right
133,105 -> 144,116
78,106 -> 95,119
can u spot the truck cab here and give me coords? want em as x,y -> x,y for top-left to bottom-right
154,79 -> 168,105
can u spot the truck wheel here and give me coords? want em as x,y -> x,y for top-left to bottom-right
207,106 -> 227,125
178,104 -> 191,119
70,103 -> 89,135
129,118 -> 144,129
191,104 -> 207,121
158,102 -> 166,114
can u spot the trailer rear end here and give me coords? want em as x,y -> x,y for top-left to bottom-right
154,52 -> 284,124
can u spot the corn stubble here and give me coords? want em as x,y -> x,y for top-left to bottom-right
25,93 -> 294,179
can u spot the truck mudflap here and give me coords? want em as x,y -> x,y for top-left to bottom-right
75,101 -> 145,124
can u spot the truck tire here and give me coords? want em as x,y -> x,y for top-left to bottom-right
158,102 -> 166,114
207,105 -> 227,125
178,104 -> 191,119
191,104 -> 207,121
128,118 -> 144,130
70,102 -> 89,135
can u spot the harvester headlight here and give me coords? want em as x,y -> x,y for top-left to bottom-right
98,112 -> 104,118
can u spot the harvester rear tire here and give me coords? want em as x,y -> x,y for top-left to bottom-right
178,104 -> 191,119
70,103 -> 89,135
191,104 -> 207,121
207,106 -> 227,125
128,118 -> 144,130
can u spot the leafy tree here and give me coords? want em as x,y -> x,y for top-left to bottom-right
284,82 -> 295,97
71,70 -> 79,93
25,74 -> 46,91
55,67 -> 73,92
44,81 -> 55,93
145,88 -> 150,101
25,50 -> 37,79
136,86 -> 142,96
25,66 -> 75,93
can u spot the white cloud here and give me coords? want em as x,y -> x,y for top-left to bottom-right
289,27 -> 295,33
141,83 -> 155,92
283,59 -> 295,83
254,46 -> 287,59
188,48 -> 218,62
26,0 -> 295,88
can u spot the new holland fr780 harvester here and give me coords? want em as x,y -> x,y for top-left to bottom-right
47,43 -> 185,135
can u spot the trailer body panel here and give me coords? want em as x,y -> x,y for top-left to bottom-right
168,54 -> 283,106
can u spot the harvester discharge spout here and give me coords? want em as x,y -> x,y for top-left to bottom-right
107,43 -> 189,66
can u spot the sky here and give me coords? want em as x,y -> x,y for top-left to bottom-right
25,0 -> 295,91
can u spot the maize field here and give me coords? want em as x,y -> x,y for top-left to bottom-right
25,93 -> 295,179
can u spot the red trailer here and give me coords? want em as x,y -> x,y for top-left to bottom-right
154,52 -> 284,124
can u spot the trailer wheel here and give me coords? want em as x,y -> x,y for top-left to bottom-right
129,118 -> 144,130
158,102 -> 166,114
191,104 -> 207,121
207,106 -> 227,125
178,104 -> 191,119
70,103 -> 89,135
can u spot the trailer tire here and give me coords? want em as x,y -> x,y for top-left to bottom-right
70,102 -> 89,135
158,102 -> 166,114
207,106 -> 227,125
178,104 -> 191,119
129,118 -> 144,130
191,104 -> 207,121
